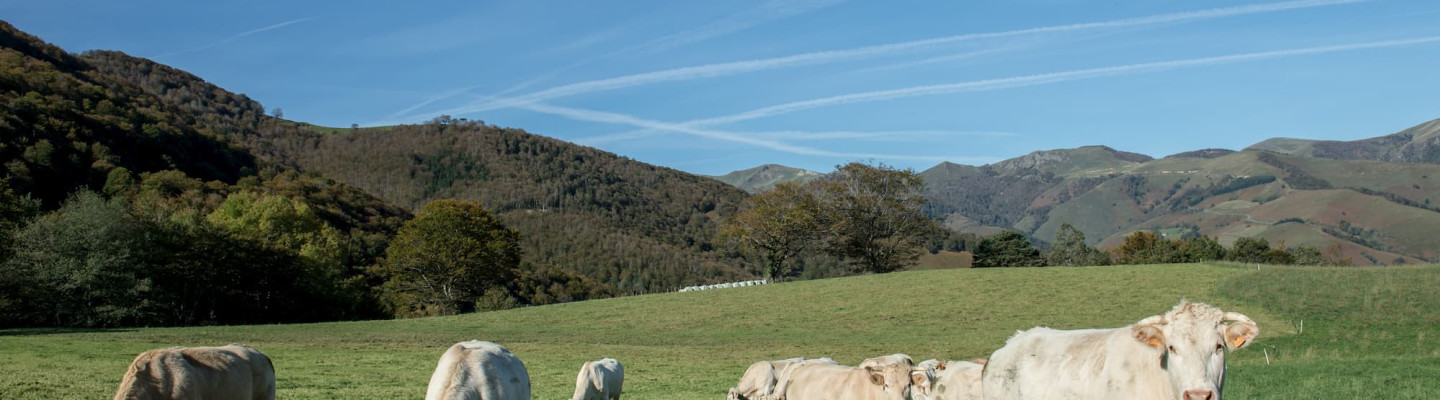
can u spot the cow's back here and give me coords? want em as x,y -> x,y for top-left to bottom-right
113,344 -> 274,400
426,341 -> 531,400
982,328 -> 1167,400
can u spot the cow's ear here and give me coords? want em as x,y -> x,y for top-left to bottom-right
911,371 -> 927,387
1132,315 -> 1167,348
1223,312 -> 1259,349
866,367 -> 885,386
936,361 -> 947,371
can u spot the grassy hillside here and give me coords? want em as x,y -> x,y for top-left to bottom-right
5,263 -> 1435,399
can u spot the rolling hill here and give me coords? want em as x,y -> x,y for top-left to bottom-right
0,20 -> 756,314
84,53 -> 761,294
1245,117 -> 1440,163
710,164 -> 821,193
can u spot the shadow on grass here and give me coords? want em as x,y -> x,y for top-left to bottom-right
0,327 -> 136,336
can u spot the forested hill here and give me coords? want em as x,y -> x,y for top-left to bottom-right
0,20 -> 412,326
72,31 -> 758,294
274,122 -> 758,293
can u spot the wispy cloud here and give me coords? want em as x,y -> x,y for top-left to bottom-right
155,17 -> 315,59
517,102 -> 984,163
397,0 -> 1369,121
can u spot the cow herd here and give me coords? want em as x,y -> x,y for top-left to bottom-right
110,300 -> 1256,400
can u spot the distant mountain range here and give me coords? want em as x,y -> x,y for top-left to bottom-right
715,119 -> 1440,265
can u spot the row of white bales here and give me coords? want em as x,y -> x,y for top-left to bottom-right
110,300 -> 1258,400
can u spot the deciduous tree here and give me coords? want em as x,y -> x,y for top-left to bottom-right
821,162 -> 936,273
378,200 -> 521,317
718,182 -> 824,280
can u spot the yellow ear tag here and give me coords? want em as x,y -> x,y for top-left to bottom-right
1229,336 -> 1247,349
1147,337 -> 1164,347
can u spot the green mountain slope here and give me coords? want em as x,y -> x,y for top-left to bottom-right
710,164 -> 821,193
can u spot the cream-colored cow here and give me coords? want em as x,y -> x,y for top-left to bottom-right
730,357 -> 836,400
930,359 -> 985,400
571,358 -> 623,400
112,344 -> 275,400
772,363 -> 928,400
426,341 -> 531,400
982,300 -> 1258,400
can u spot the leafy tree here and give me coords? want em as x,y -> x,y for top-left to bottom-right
973,230 -> 1045,268
1179,236 -> 1226,262
718,182 -> 825,280
378,200 -> 521,317
1290,245 -> 1326,265
206,190 -> 343,264
1043,223 -> 1109,266
821,162 -> 936,273
1,191 -> 154,327
1228,237 -> 1272,263
1115,231 -> 1181,264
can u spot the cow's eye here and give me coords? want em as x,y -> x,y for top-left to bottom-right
1167,345 -> 1176,353
1216,343 -> 1225,353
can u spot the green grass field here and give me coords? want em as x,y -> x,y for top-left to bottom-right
2,263 -> 1436,399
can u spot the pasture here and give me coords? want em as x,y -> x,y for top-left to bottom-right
2,263 -> 1436,399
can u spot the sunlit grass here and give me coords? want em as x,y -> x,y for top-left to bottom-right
1,263 -> 1433,399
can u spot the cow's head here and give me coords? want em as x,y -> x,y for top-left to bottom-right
908,366 -> 937,400
1130,300 -> 1258,400
865,364 -> 929,400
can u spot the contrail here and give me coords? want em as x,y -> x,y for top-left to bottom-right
567,35 -> 1440,144
155,17 -> 315,59
620,0 -> 849,56
574,128 -> 1013,146
402,0 -> 1369,121
516,102 -> 986,163
682,35 -> 1440,127
380,0 -> 845,123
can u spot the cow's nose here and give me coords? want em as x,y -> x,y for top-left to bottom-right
1183,390 -> 1214,400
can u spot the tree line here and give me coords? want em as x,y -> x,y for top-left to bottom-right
971,223 -> 1349,268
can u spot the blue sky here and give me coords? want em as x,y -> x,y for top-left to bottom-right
5,0 -> 1440,175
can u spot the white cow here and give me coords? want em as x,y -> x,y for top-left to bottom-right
930,359 -> 985,400
112,344 -> 275,400
426,341 -> 531,400
730,357 -> 836,400
571,358 -> 624,400
982,300 -> 1258,400
772,363 -> 929,400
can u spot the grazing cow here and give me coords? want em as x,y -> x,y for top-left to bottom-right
772,363 -> 929,400
572,358 -> 624,400
730,357 -> 836,400
982,300 -> 1259,400
930,359 -> 985,400
426,341 -> 531,400
112,344 -> 275,400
